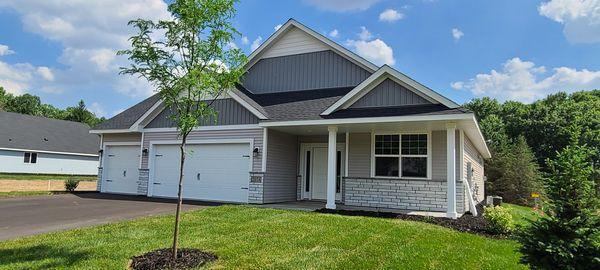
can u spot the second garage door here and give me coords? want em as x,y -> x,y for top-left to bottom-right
150,143 -> 251,203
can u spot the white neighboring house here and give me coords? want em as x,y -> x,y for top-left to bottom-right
0,111 -> 100,175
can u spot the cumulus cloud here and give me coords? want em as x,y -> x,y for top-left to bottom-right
329,29 -> 339,38
251,36 -> 263,51
452,28 -> 464,41
538,0 -> 600,43
0,0 -> 170,99
89,102 -> 106,117
304,0 -> 381,12
379,9 -> 404,22
358,26 -> 372,40
451,57 -> 600,103
345,26 -> 395,66
0,61 -> 51,95
0,44 -> 15,56
241,36 -> 249,45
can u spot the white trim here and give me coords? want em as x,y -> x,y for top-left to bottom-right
100,142 -> 141,194
90,129 -> 135,134
322,65 -> 459,115
142,124 -> 261,132
129,99 -> 163,131
344,132 -> 349,177
260,113 -> 473,127
459,130 -> 465,183
227,89 -> 269,120
246,19 -> 377,73
299,142 -> 345,201
370,131 -> 432,180
139,132 -> 145,169
147,138 -> 254,197
470,115 -> 492,158
0,147 -> 99,157
262,128 -> 268,172
446,123 -> 458,219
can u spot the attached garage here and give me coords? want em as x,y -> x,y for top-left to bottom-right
148,141 -> 252,203
101,144 -> 140,194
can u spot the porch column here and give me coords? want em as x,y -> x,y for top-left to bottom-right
446,123 -> 458,219
326,126 -> 338,209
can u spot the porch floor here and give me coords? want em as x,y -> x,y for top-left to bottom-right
255,200 -> 448,218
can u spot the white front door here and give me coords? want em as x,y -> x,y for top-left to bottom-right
302,144 -> 344,201
311,147 -> 328,200
151,143 -> 250,203
103,145 -> 140,194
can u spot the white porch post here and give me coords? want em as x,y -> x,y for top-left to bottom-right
326,126 -> 338,209
446,123 -> 457,219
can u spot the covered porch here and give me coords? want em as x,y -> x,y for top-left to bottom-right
258,115 -> 489,219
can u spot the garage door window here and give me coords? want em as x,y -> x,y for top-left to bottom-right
24,152 -> 37,163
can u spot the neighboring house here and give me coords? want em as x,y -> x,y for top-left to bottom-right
0,111 -> 100,175
90,19 -> 490,218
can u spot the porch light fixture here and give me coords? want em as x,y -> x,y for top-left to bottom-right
253,147 -> 260,157
142,148 -> 149,156
98,149 -> 103,154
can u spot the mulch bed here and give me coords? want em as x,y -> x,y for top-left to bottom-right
130,248 -> 217,270
315,205 -> 504,238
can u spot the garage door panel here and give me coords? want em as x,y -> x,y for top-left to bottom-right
151,143 -> 250,202
103,145 -> 140,194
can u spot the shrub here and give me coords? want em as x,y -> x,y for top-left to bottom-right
64,178 -> 80,192
483,205 -> 515,235
518,145 -> 600,269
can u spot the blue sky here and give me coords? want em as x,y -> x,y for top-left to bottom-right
0,0 -> 599,117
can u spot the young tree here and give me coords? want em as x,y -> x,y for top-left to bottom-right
518,145 -> 600,269
118,0 -> 246,259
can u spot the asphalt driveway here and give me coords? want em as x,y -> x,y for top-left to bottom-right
0,193 -> 216,241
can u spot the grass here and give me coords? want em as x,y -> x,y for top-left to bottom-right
0,173 -> 96,181
0,191 -> 63,199
503,203 -> 541,226
0,205 -> 525,270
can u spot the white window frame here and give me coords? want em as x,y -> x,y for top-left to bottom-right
370,131 -> 432,180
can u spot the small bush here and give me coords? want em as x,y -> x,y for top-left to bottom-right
64,178 -> 80,192
484,205 -> 515,235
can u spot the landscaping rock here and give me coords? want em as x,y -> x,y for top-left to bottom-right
130,248 -> 217,270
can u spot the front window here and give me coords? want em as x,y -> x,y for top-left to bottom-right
374,134 -> 428,178
24,152 -> 37,164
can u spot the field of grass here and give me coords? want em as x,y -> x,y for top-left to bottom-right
0,205 -> 526,270
0,174 -> 96,181
503,203 -> 541,226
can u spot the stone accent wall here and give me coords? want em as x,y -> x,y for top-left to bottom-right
344,177 -> 466,213
137,168 -> 149,195
248,172 -> 264,204
96,167 -> 103,191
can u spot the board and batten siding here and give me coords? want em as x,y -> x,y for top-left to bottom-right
243,50 -> 371,94
263,130 -> 298,203
141,128 -> 263,172
0,149 -> 98,175
261,26 -> 329,59
464,135 -> 485,203
102,133 -> 142,143
145,98 -> 258,129
350,78 -> 432,108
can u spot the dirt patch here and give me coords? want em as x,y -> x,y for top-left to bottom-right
0,180 -> 97,192
316,205 -> 501,238
130,248 -> 217,270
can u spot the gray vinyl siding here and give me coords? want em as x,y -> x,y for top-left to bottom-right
102,133 -> 142,143
243,50 -> 371,94
464,135 -> 485,203
263,130 -> 298,203
140,128 -> 263,171
350,78 -> 432,108
145,98 -> 258,128
347,133 -> 371,177
298,134 -> 345,144
431,131 -> 446,181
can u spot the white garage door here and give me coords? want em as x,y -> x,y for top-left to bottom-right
151,143 -> 250,203
102,145 -> 140,194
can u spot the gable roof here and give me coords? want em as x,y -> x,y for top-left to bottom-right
246,19 -> 378,73
0,111 -> 99,156
92,94 -> 161,131
322,65 -> 460,115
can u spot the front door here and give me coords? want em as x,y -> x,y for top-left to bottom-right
311,147 -> 328,200
301,144 -> 344,201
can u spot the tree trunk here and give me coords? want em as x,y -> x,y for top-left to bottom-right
172,134 -> 188,260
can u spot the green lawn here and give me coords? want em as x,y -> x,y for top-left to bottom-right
503,203 -> 540,227
0,205 -> 525,270
0,173 -> 96,181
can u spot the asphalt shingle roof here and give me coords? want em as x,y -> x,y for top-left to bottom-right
0,111 -> 100,155
92,94 -> 160,130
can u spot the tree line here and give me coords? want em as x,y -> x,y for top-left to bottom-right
464,90 -> 599,205
0,86 -> 105,127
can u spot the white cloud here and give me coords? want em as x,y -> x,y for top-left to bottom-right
329,29 -> 339,38
346,39 -> 395,66
37,67 -> 54,81
0,61 -> 39,94
379,9 -> 404,22
538,0 -> 600,43
251,36 -> 263,51
452,28 -> 464,41
0,44 -> 15,56
226,41 -> 238,50
241,36 -> 249,45
452,57 -> 600,102
0,0 -> 170,98
89,102 -> 106,117
358,26 -> 372,40
304,0 -> 381,12
274,24 -> 282,31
